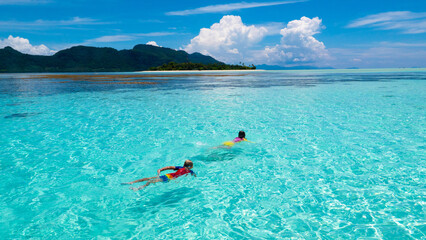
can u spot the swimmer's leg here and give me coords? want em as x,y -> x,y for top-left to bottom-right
213,143 -> 233,149
130,178 -> 163,191
213,145 -> 231,149
121,176 -> 157,185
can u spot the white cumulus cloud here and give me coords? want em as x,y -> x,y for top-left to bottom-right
184,15 -> 329,66
146,41 -> 159,47
257,16 -> 329,65
184,15 -> 267,63
0,35 -> 56,55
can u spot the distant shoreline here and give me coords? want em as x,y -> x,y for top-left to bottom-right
141,68 -> 426,73
1,68 -> 425,75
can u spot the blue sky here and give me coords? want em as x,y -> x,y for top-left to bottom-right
0,0 -> 425,68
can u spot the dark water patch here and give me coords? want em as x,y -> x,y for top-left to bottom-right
143,187 -> 200,207
383,95 -> 395,98
5,100 -> 34,106
4,112 -> 41,118
127,187 -> 201,213
6,103 -> 22,106
193,148 -> 243,162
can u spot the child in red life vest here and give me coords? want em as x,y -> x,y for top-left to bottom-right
122,160 -> 196,191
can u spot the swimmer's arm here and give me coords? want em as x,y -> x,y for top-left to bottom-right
244,138 -> 255,143
157,166 -> 176,176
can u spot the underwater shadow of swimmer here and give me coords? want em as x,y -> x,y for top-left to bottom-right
4,112 -> 42,119
129,187 -> 201,212
193,147 -> 243,162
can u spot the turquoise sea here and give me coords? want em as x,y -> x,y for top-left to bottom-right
1,69 -> 425,239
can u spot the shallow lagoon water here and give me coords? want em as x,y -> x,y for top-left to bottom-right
0,69 -> 425,239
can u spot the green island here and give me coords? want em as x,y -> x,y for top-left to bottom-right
149,62 -> 256,71
0,44 -> 255,73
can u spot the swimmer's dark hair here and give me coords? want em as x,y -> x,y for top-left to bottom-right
184,160 -> 193,168
238,131 -> 246,139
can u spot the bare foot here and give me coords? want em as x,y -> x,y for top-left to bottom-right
121,182 -> 132,185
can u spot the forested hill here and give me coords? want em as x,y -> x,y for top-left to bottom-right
0,44 -> 225,73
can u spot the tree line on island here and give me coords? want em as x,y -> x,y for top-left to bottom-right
149,62 -> 256,71
0,44 -> 255,73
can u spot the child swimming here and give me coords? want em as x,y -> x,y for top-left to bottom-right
122,160 -> 196,191
220,131 -> 252,148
